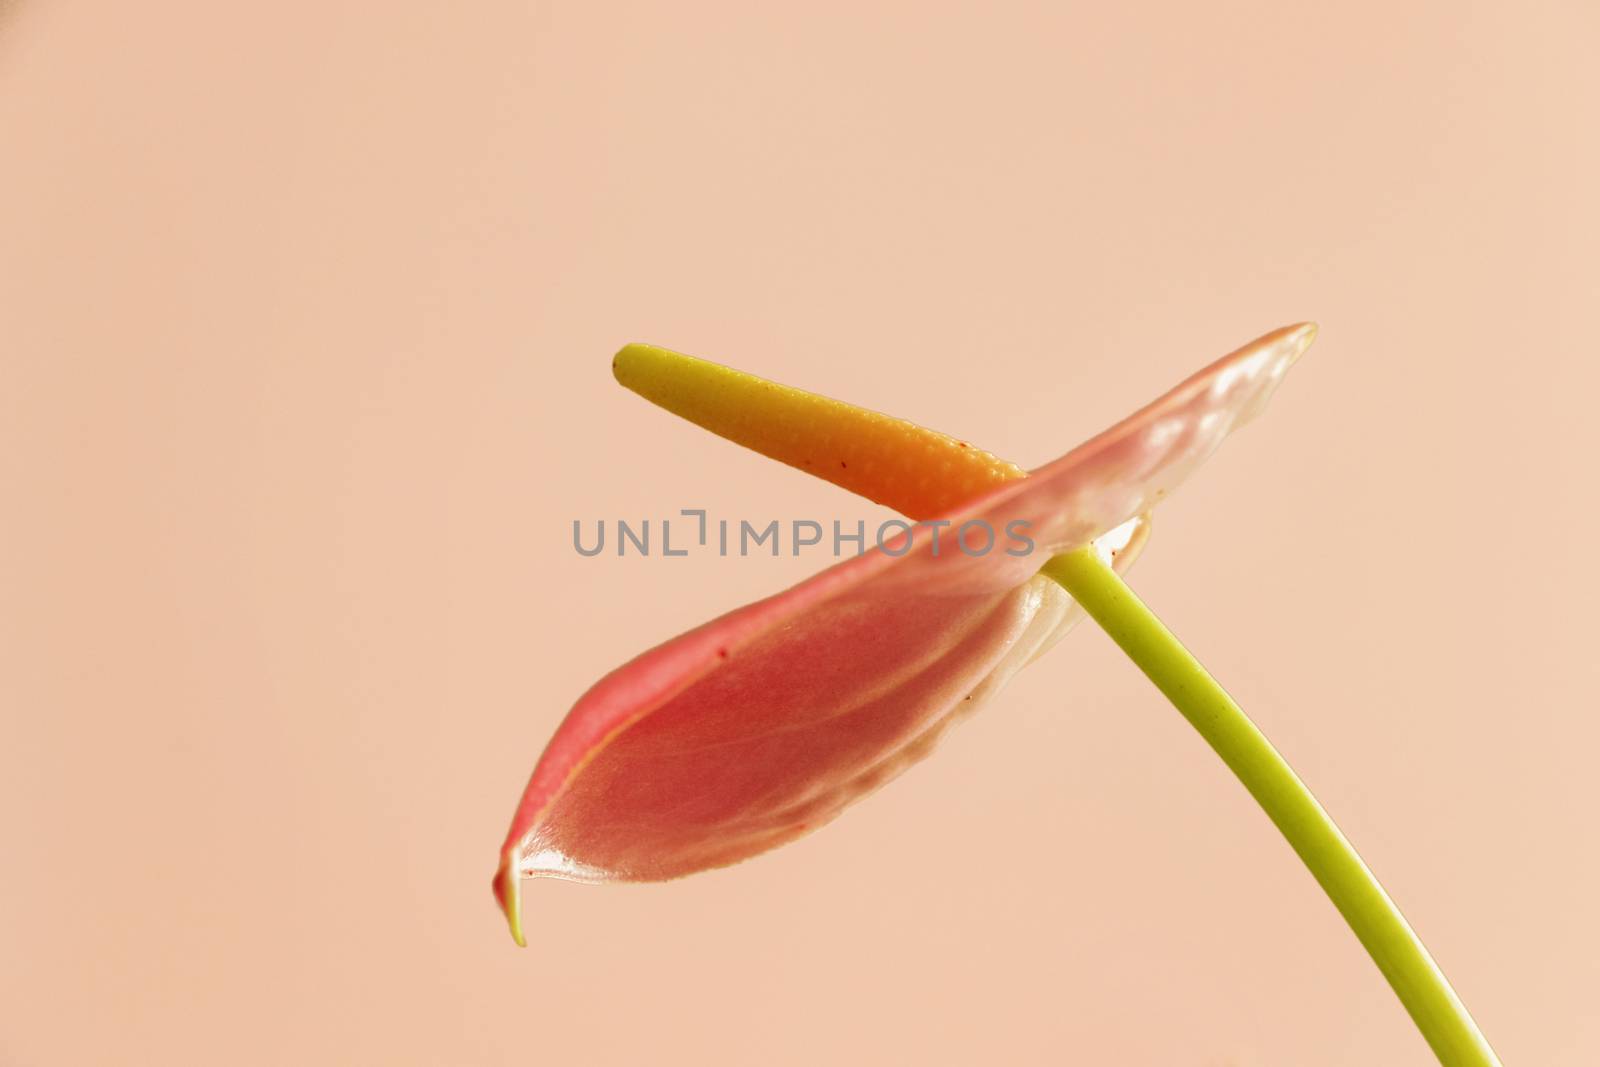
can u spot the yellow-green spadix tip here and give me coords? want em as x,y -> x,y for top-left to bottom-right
611,343 -> 1025,520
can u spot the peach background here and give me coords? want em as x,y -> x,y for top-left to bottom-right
2,3 -> 1597,1064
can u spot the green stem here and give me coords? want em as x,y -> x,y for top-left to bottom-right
1041,546 -> 1499,1067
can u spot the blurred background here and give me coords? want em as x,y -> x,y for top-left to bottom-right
2,2 -> 1596,1064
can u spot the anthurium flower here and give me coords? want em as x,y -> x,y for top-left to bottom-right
494,323 -> 1503,1066
494,324 -> 1314,943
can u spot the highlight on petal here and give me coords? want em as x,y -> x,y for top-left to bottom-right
495,324 -> 1316,944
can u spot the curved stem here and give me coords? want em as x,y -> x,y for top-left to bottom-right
1041,546 -> 1499,1067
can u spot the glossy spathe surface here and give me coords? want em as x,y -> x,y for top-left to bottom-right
495,324 -> 1315,944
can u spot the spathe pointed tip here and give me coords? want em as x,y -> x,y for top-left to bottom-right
1287,321 -> 1319,362
494,853 -> 527,948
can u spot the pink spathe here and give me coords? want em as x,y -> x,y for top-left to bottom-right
495,324 -> 1316,941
